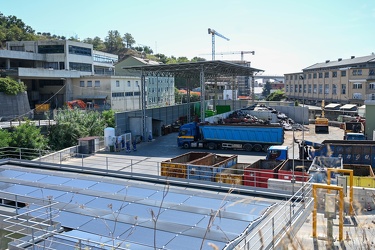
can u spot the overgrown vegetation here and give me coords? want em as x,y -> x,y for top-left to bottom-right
266,89 -> 285,101
0,77 -> 27,95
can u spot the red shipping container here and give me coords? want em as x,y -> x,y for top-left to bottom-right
243,160 -> 284,188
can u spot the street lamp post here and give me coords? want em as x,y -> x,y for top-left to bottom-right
299,73 -> 305,207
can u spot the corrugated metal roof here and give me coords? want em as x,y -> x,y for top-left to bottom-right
303,55 -> 375,71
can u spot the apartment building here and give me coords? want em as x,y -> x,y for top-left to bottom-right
115,56 -> 175,108
284,54 -> 375,106
0,40 -> 123,110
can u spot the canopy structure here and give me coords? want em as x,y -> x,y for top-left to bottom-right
325,103 -> 341,110
123,60 -> 264,140
340,104 -> 357,111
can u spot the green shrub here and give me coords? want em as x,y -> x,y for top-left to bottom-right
0,77 -> 27,95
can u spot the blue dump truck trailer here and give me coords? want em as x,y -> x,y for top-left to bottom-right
177,122 -> 284,152
266,139 -> 375,169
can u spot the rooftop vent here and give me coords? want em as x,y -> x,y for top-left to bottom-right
351,56 -> 355,59
338,58 -> 342,61
325,60 -> 330,63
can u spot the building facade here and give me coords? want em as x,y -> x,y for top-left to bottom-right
0,40 -> 118,110
115,56 -> 175,108
285,54 -> 375,106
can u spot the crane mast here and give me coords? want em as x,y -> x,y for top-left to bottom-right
208,28 -> 230,60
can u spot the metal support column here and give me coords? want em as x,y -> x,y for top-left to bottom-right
251,73 -> 255,104
187,78 -> 191,122
141,70 -> 147,142
200,65 -> 205,122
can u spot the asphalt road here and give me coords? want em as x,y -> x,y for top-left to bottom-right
107,123 -> 345,164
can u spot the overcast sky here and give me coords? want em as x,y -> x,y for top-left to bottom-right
2,0 -> 375,75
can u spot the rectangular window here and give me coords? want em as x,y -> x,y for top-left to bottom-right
127,81 -> 131,87
95,80 -> 100,87
370,68 -> 375,76
324,72 -> 329,78
299,84 -> 302,93
295,85 -> 298,92
332,71 -> 337,77
370,83 -> 375,89
68,45 -> 92,56
69,62 -> 92,72
332,84 -> 337,95
313,73 -> 317,79
318,84 -> 323,94
87,81 -> 92,87
318,72 -> 323,78
341,71 -> 346,77
308,84 -> 312,93
116,80 -> 120,87
125,92 -> 134,96
80,81 -> 85,87
136,81 -> 139,87
341,84 -> 346,94
308,73 -> 312,79
112,92 -> 124,97
38,45 -> 64,54
286,85 -> 289,92
294,75 -> 297,80
303,84 -> 306,93
357,69 -> 362,75
324,85 -> 329,94
353,83 -> 362,89
313,84 -> 317,93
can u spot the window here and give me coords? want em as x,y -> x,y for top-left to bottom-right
353,83 -> 362,89
308,73 -> 312,79
87,81 -> 92,87
286,85 -> 289,92
38,45 -> 64,54
69,62 -> 92,72
80,81 -> 85,87
286,76 -> 289,80
112,92 -> 124,97
318,72 -> 323,78
116,80 -> 120,87
290,85 -> 293,93
95,80 -> 100,87
299,84 -> 302,93
318,84 -> 323,94
332,71 -> 337,78
136,81 -> 139,87
127,81 -> 131,87
353,69 -> 362,76
341,71 -> 346,77
324,72 -> 329,78
369,82 -> 375,89
313,73 -> 317,79
294,75 -> 297,80
313,84 -> 317,93
303,84 -> 306,93
125,92 -> 134,96
341,84 -> 346,94
332,84 -> 337,95
308,84 -> 312,93
295,85 -> 298,92
324,84 -> 329,94
370,68 -> 375,76
68,45 -> 92,56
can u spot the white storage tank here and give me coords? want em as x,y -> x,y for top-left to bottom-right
104,127 -> 115,151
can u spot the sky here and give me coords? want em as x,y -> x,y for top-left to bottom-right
2,0 -> 375,75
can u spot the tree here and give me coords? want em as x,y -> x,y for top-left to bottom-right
105,30 -> 124,54
83,36 -> 106,51
266,89 -> 285,101
154,53 -> 168,64
48,109 -> 106,150
0,77 -> 27,95
123,33 -> 135,48
262,81 -> 272,97
9,121 -> 48,150
102,109 -> 115,128
0,129 -> 11,147
190,57 -> 206,62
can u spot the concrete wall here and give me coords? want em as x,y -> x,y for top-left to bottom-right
0,92 -> 32,120
364,100 -> 375,140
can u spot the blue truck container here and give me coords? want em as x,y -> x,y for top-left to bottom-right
297,140 -> 375,170
178,122 -> 284,152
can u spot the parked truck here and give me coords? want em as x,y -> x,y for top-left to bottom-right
266,139 -> 375,169
342,121 -> 365,140
177,122 -> 284,152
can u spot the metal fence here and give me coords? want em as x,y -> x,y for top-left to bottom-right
0,147 -> 313,250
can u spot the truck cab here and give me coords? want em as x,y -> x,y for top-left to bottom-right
266,146 -> 288,161
177,122 -> 199,148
